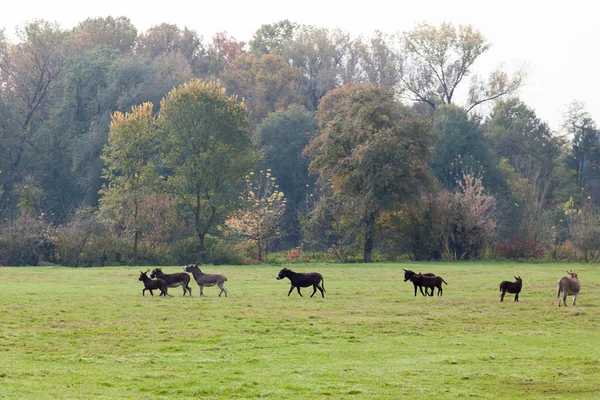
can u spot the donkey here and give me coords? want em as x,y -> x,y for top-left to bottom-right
276,267 -> 325,298
409,273 -> 448,296
557,270 -> 580,307
499,276 -> 522,302
403,269 -> 436,296
150,268 -> 192,296
138,270 -> 171,297
183,263 -> 228,297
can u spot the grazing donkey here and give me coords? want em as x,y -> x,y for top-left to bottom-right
276,268 -> 325,298
557,270 -> 580,307
409,273 -> 448,296
403,269 -> 436,296
499,276 -> 522,302
150,268 -> 192,296
183,263 -> 228,297
138,270 -> 171,297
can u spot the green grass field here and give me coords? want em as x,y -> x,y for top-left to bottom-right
1,262 -> 599,399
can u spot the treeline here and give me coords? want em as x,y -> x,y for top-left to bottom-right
0,18 -> 597,266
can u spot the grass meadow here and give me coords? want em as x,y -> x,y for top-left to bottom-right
1,262 -> 599,399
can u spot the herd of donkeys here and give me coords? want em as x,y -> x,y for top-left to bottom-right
137,264 -> 582,307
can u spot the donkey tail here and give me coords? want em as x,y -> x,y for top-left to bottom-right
442,278 -> 448,285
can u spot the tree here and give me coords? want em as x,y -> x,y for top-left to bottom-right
562,101 -> 599,189
257,105 -> 318,245
283,26 -> 350,110
137,23 -> 207,75
158,79 -> 257,262
249,20 -> 297,55
99,102 -> 158,263
485,99 -> 559,176
226,170 -> 287,262
0,21 -> 67,181
440,171 -> 496,260
401,22 -> 523,111
432,104 -> 501,191
305,84 -> 434,262
73,16 -> 137,54
220,51 -> 303,124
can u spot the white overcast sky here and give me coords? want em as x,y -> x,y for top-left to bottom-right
1,0 -> 598,132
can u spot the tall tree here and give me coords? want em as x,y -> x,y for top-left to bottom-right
305,84 -> 434,262
401,22 -> 523,111
99,102 -> 158,263
485,99 -> 559,178
220,51 -> 303,124
562,101 -> 599,189
73,16 -> 137,54
256,105 -> 318,245
249,20 -> 297,55
432,104 -> 501,191
283,26 -> 350,111
158,79 -> 257,261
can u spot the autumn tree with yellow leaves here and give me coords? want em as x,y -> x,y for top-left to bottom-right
226,170 -> 287,262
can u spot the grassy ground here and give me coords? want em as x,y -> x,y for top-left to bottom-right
0,262 -> 599,399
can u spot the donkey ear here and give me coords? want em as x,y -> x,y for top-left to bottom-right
514,276 -> 518,280
403,269 -> 407,271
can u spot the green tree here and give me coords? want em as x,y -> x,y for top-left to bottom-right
432,104 -> 501,191
401,22 -> 523,111
562,101 -> 599,190
158,79 -> 257,262
249,20 -> 297,55
305,84 -> 434,262
486,99 -> 559,171
73,16 -> 137,54
99,102 -> 158,263
257,105 -> 317,245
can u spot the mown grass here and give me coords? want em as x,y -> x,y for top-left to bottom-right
1,262 -> 599,399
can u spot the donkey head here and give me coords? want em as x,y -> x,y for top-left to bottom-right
150,268 -> 161,279
276,268 -> 290,280
138,270 -> 149,281
567,270 -> 578,279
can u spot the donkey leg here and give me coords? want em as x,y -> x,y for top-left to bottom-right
288,286 -> 295,296
311,285 -> 317,297
296,287 -> 303,297
572,294 -> 577,306
317,285 -> 325,298
514,292 -> 519,302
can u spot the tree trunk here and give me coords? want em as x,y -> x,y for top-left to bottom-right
363,212 -> 376,263
132,202 -> 139,264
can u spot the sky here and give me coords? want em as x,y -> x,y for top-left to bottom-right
1,0 -> 598,132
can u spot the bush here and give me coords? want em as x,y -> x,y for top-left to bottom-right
494,234 -> 545,259
0,216 -> 50,266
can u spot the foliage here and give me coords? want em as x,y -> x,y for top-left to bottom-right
401,22 -> 523,111
158,78 -> 258,262
306,83 -> 434,262
226,170 -> 287,263
99,102 -> 158,262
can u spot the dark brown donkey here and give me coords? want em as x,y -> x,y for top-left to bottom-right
409,273 -> 448,296
150,268 -> 192,296
276,268 -> 325,298
499,276 -> 522,302
403,269 -> 436,296
138,270 -> 171,297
